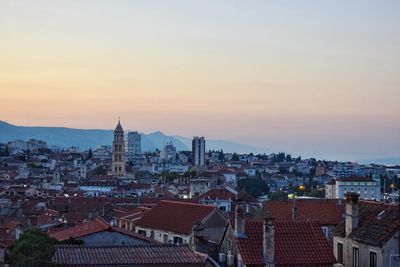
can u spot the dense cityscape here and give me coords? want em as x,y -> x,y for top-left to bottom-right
1,1 -> 400,267
0,120 -> 399,267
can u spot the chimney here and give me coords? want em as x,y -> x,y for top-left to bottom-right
263,213 -> 275,266
345,192 -> 359,236
235,205 -> 245,237
292,206 -> 298,220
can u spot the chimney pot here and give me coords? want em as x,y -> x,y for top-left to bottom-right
345,192 -> 359,236
263,213 -> 275,265
235,205 -> 246,238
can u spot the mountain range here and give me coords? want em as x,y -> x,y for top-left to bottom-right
0,121 -> 268,154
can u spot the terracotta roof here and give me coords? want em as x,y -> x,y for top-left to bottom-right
37,209 -> 59,225
332,201 -> 400,247
135,200 -> 216,235
337,176 -> 375,182
236,219 -> 336,267
264,199 -> 344,225
117,206 -> 152,222
198,188 -> 237,201
237,190 -> 258,203
53,244 -> 204,266
50,217 -> 154,243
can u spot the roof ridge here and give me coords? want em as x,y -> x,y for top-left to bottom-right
160,200 -> 214,208
55,244 -> 185,248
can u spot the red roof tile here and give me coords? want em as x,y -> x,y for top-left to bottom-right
198,188 -> 237,201
53,244 -> 204,266
49,217 -> 154,243
236,220 -> 336,267
135,200 -> 216,235
50,217 -> 109,241
265,199 -> 344,225
337,176 -> 375,182
332,200 -> 400,247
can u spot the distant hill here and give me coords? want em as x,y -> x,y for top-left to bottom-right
0,121 -> 268,153
173,135 -> 268,154
359,157 -> 400,166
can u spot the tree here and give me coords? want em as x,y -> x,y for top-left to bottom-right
231,153 -> 239,161
93,165 -> 107,175
237,178 -> 269,198
218,150 -> 225,161
87,148 -> 93,160
269,190 -> 289,200
11,229 -> 56,267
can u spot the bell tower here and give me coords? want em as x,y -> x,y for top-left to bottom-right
111,119 -> 126,177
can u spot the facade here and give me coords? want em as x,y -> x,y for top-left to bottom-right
160,141 -> 176,161
192,137 -> 206,168
332,192 -> 400,267
134,200 -> 227,250
190,179 -> 212,198
219,205 -> 337,267
126,131 -> 141,160
326,176 -> 381,201
111,120 -> 126,177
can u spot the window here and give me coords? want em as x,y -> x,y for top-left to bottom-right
370,251 -> 377,267
219,206 -> 226,211
352,247 -> 359,267
321,227 -> 328,239
173,236 -> 183,244
138,230 -> 147,236
337,243 -> 343,264
163,234 -> 168,243
150,231 -> 154,239
227,239 -> 232,253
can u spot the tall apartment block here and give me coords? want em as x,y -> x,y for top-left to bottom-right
192,136 -> 205,168
126,131 -> 141,161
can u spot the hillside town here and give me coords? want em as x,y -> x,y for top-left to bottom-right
0,121 -> 399,267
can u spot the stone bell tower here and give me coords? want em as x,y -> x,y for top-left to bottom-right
111,119 -> 126,177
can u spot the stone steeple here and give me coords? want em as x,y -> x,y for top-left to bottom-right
111,119 -> 126,177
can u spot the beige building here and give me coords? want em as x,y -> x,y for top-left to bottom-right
332,192 -> 400,267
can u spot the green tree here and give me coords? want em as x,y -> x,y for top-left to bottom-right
237,178 -> 269,198
87,148 -> 93,159
269,190 -> 289,200
11,229 -> 56,267
93,165 -> 107,175
231,153 -> 239,161
218,150 -> 225,161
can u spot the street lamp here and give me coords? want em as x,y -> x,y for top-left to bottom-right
390,183 -> 395,203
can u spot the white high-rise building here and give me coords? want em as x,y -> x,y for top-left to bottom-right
161,141 -> 176,161
126,131 -> 141,161
111,120 -> 126,177
192,136 -> 205,168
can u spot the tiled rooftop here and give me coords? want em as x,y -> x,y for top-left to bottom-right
236,219 -> 336,267
53,244 -> 204,266
135,200 -> 215,235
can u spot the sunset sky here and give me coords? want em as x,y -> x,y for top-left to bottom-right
1,1 -> 399,161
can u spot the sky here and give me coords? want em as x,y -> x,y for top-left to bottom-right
0,1 -> 399,161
